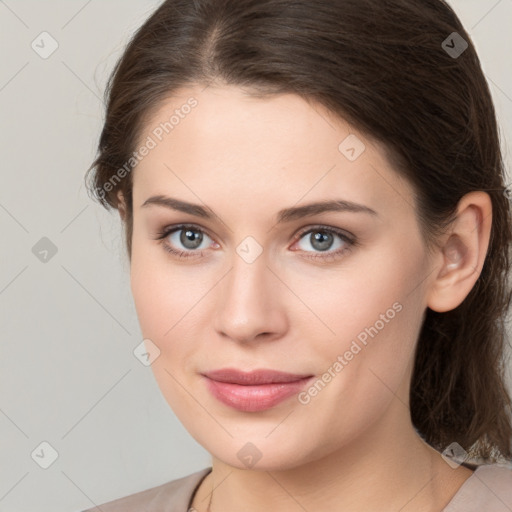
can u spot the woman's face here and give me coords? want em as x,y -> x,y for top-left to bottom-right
128,84 -> 435,470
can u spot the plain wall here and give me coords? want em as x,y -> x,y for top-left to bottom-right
0,1 -> 511,511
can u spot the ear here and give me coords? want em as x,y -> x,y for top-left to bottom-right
426,191 -> 492,313
117,190 -> 127,222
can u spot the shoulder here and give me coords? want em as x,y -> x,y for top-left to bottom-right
80,467 -> 212,512
444,463 -> 512,511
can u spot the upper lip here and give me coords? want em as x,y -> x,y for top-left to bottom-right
202,368 -> 313,385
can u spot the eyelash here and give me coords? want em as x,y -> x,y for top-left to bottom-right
154,223 -> 358,262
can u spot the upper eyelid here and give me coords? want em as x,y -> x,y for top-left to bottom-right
160,223 -> 215,241
295,224 -> 354,239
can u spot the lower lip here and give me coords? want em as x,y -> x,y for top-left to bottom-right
203,376 -> 314,412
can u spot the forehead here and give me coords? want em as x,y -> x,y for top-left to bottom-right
132,84 -> 415,221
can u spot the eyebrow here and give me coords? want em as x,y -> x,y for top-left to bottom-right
141,195 -> 378,223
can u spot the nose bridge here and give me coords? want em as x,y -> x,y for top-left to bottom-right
214,241 -> 285,342
223,246 -> 271,315
225,232 -> 269,296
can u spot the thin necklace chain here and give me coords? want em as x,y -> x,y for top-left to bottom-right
193,473 -> 213,512
206,485 -> 213,511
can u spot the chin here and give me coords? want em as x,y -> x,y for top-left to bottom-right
190,425 -> 330,471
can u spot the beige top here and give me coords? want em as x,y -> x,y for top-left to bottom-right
81,463 -> 512,511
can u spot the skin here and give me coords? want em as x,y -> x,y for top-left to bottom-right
117,83 -> 492,511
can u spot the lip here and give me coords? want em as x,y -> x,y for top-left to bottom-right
202,368 -> 314,412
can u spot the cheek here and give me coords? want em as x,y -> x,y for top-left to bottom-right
130,252 -> 199,412
129,242 -> 210,383
293,298 -> 422,452
295,242 -> 426,402
129,239 -> 197,339
287,242 -> 418,349
130,258 -> 166,340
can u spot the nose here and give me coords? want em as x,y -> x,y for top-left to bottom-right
213,249 -> 289,344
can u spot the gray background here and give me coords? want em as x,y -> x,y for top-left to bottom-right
0,1 -> 511,511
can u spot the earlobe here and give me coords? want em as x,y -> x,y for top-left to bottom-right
426,191 -> 492,313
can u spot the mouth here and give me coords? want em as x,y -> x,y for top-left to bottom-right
201,368 -> 315,412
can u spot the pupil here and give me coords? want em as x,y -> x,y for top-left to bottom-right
181,229 -> 202,249
312,231 -> 332,251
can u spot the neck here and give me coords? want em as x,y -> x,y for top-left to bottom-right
192,398 -> 474,512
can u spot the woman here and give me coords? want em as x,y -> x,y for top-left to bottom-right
83,0 -> 512,510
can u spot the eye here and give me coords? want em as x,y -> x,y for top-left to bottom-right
154,223 -> 358,262
291,225 -> 357,262
155,224 -> 217,259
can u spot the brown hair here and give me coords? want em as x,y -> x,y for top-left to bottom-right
85,0 -> 512,463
